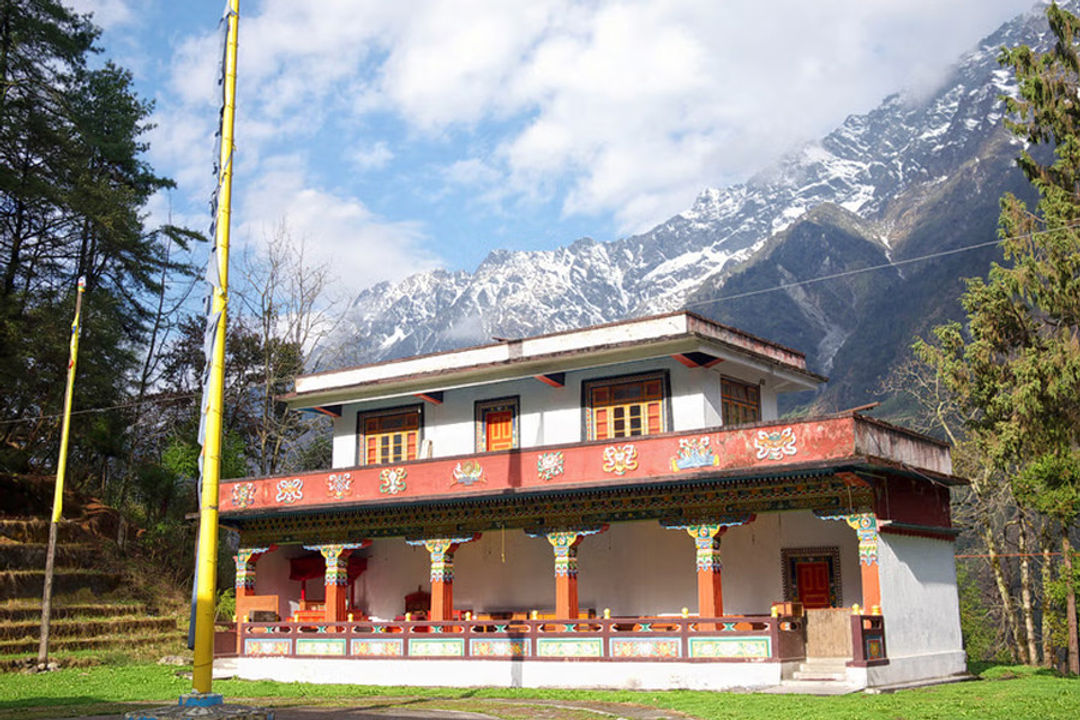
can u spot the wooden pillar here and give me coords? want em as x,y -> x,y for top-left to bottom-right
233,546 -> 273,599
407,534 -> 480,621
663,515 -> 754,624
818,512 -> 881,610
687,525 -> 726,618
304,541 -> 371,621
540,526 -> 607,620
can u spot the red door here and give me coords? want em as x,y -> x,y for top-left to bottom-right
795,561 -> 832,609
485,410 -> 514,451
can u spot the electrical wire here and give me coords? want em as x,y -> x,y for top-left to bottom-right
4,221 -> 1078,430
678,221 -> 1080,312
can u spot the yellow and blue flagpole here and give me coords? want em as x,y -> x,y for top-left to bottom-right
37,276 -> 85,669
191,0 -> 240,699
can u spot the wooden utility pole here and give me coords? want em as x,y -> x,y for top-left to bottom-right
38,277 -> 85,669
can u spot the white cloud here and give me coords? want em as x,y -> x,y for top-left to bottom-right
152,0 -> 1037,268
350,142 -> 394,172
236,155 -> 441,288
67,0 -> 134,28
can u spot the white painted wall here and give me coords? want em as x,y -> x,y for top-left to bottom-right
253,512 -> 863,620
877,533 -> 964,659
330,356 -> 781,468
253,545 -> 326,621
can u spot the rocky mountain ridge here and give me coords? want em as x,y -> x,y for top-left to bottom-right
326,2 -> 1050,411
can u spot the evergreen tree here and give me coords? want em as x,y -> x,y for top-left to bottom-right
916,1 -> 1080,673
0,1 -> 195,479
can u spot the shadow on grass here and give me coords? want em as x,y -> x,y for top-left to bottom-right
0,698 -> 140,720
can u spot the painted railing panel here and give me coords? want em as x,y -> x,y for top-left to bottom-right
220,417 -> 867,513
848,614 -> 888,667
234,615 -> 806,662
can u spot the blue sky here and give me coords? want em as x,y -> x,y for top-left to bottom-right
70,0 -> 1036,292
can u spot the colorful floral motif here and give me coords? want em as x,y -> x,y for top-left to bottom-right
409,638 -> 465,656
601,444 -> 638,475
688,636 -> 770,658
244,639 -> 291,656
326,472 -> 352,499
451,459 -> 486,487
274,477 -> 304,504
536,451 -> 565,481
536,637 -> 603,657
470,639 -> 530,657
610,638 -> 681,658
865,636 -> 885,660
350,638 -> 403,656
296,638 -> 346,656
752,427 -> 797,461
230,482 -> 257,508
378,467 -> 407,495
670,436 -> 719,471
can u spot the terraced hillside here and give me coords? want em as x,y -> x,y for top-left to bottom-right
0,479 -> 187,670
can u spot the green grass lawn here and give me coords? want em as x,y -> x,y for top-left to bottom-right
0,663 -> 1076,720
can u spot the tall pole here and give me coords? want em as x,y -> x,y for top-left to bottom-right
191,0 -> 239,695
38,277 -> 86,668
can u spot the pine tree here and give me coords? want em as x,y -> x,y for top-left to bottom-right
916,1 -> 1080,673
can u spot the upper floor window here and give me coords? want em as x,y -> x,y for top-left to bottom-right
358,406 -> 421,465
584,372 -> 668,441
721,377 -> 760,426
475,397 -> 519,452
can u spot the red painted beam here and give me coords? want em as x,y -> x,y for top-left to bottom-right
415,392 -> 444,405
534,373 -> 565,388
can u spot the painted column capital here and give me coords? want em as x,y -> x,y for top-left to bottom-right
303,541 -> 371,586
532,526 -> 608,578
406,533 -> 480,583
662,515 -> 754,573
234,545 -> 275,592
815,511 -> 879,566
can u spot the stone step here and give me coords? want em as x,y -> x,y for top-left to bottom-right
0,519 -> 96,545
0,542 -> 104,569
0,602 -> 147,622
0,569 -> 122,600
792,669 -> 849,682
0,616 -> 175,641
0,630 -> 183,655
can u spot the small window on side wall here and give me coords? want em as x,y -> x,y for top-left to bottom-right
475,397 -> 519,452
583,371 -> 669,441
357,405 -> 421,465
721,377 -> 761,426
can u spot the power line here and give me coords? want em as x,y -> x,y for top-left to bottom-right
679,222 -> 1080,311
3,222 -> 1078,430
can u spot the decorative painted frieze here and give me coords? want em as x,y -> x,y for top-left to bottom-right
536,451 -> 565,481
275,477 -> 304,504
378,467 -> 407,495
230,481 -> 256,508
753,427 -> 797,460
602,444 -> 638,475
670,436 -> 719,471
326,472 -> 352,499
451,459 -> 486,487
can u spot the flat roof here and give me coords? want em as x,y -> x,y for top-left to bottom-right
286,311 -> 827,409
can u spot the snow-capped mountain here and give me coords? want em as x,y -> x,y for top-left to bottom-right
326,3 -> 1050,410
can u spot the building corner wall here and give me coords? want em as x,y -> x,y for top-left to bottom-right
875,532 -> 966,685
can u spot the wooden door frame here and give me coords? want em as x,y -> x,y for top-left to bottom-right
781,546 -> 842,609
